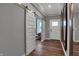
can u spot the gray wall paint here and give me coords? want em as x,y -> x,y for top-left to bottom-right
0,4 -> 24,56
45,16 -> 61,40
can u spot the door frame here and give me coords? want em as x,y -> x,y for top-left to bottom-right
69,3 -> 73,56
61,3 -> 67,51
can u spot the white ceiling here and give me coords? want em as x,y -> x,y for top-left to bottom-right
33,3 -> 64,16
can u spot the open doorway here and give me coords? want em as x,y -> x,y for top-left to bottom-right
36,16 -> 42,41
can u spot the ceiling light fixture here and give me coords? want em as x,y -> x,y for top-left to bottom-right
48,5 -> 52,8
18,3 -> 22,4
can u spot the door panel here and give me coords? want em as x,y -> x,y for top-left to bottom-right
49,19 -> 61,40
26,11 -> 36,55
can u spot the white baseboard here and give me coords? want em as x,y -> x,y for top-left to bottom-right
73,40 -> 79,42
21,53 -> 25,56
45,38 -> 60,40
60,40 -> 67,56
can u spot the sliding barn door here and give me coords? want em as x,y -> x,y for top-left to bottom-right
26,11 -> 36,55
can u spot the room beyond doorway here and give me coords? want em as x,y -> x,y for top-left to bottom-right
36,16 -> 42,41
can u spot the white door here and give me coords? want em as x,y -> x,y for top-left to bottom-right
26,11 -> 36,55
49,19 -> 61,40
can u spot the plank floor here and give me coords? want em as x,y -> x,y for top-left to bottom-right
28,40 -> 64,56
73,42 -> 79,56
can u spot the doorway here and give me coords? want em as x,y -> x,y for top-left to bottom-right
49,19 -> 61,40
36,16 -> 42,41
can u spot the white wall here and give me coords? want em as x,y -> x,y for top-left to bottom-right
41,19 -> 46,41
45,16 -> 61,40
73,13 -> 79,42
0,4 -> 24,56
45,17 -> 50,38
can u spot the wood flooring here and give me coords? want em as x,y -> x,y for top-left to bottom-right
73,42 -> 79,56
28,40 -> 64,56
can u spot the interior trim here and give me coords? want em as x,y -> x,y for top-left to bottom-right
45,38 -> 60,40
14,3 -> 25,9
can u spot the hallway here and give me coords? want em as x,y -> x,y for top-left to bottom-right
0,3 -> 79,56
28,40 -> 64,56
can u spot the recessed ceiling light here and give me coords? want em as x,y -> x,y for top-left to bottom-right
48,5 -> 52,8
